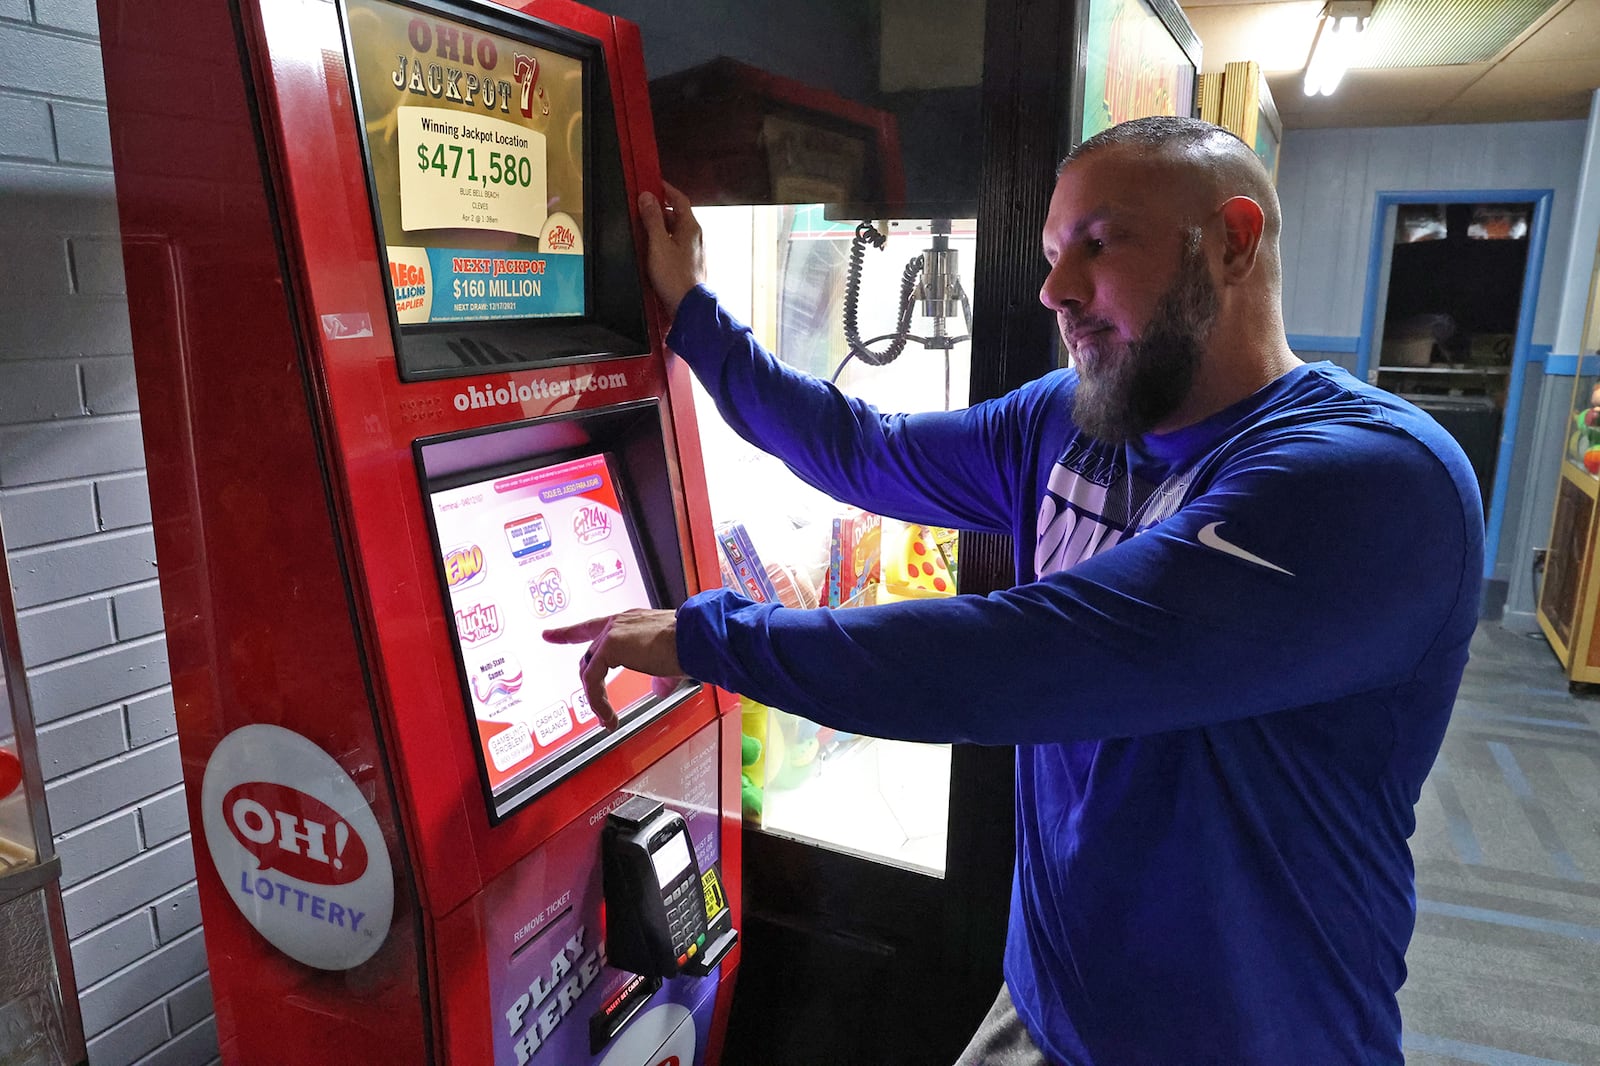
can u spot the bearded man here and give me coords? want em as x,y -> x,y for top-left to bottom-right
546,117 -> 1483,1064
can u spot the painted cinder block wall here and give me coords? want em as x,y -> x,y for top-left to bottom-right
0,0 -> 217,1064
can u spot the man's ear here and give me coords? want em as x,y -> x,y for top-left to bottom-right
1218,196 -> 1266,281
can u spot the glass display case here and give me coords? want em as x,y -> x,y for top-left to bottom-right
693,204 -> 977,875
1537,234 -> 1600,682
0,521 -> 86,1065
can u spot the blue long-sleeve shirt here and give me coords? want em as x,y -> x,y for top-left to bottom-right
668,286 -> 1483,1063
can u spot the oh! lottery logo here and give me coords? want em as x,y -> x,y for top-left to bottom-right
201,725 -> 394,970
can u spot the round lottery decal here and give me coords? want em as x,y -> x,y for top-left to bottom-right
201,724 -> 394,970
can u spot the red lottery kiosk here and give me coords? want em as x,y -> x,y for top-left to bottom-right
97,0 -> 740,1062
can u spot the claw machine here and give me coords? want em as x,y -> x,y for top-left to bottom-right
649,57 -> 1014,1066
694,197 -> 996,1066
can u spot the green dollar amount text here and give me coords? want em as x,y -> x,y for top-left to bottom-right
415,143 -> 533,187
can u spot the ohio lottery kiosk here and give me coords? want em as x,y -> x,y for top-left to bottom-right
97,0 -> 741,1062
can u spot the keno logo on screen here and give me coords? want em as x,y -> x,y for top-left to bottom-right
444,543 -> 486,589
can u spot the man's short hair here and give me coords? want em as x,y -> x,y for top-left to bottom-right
1062,115 -> 1251,169
1059,116 -> 1281,242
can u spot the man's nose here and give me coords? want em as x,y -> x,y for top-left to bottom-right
1039,257 -> 1083,313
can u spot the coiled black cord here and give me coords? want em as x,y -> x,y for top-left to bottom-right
842,221 -> 922,370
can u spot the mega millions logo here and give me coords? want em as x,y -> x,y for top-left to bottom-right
444,544 -> 486,590
572,505 -> 611,545
390,258 -> 428,314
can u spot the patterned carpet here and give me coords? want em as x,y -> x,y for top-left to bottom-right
1401,622 -> 1600,1065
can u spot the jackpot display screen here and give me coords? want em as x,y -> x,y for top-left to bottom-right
343,0 -> 588,326
428,452 -> 658,812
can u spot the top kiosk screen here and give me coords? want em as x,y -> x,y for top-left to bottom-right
429,453 -> 656,806
345,0 -> 587,325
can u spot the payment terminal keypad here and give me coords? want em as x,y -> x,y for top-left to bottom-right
663,868 -> 706,964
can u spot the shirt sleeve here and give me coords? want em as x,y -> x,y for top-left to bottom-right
675,420 -> 1483,745
667,285 -> 1043,534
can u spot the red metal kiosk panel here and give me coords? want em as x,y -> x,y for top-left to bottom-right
98,0 -> 739,1061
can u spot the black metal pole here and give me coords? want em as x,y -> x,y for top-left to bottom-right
942,0 -> 1082,1040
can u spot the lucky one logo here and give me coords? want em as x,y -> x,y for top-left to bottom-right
572,505 -> 612,545
456,602 -> 503,644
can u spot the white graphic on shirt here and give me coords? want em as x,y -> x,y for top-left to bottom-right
1034,440 -> 1201,577
1036,439 -> 1154,575
1197,522 -> 1294,576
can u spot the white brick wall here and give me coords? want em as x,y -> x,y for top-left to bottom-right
0,2 -> 215,1063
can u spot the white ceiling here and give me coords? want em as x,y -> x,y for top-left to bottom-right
1179,0 -> 1600,128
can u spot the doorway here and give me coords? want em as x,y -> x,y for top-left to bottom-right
1356,189 -> 1552,581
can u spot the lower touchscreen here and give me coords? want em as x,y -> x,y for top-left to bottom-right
428,451 -> 657,802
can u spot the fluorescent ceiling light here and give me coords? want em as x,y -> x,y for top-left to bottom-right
1303,1 -> 1374,97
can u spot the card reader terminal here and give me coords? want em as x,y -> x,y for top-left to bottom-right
602,795 -> 708,978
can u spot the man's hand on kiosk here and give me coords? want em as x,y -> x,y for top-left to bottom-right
638,183 -> 706,320
544,609 -> 684,729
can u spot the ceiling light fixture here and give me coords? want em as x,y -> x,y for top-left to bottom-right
1303,1 -> 1374,97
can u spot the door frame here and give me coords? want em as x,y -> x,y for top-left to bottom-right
1355,188 -> 1553,580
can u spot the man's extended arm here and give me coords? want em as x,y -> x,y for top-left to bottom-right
672,423 -> 1481,744
553,422 -> 1479,738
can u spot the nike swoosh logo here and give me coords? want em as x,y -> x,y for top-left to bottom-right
1197,522 -> 1294,576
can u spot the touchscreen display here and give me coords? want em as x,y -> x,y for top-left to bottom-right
345,0 -> 587,325
430,453 -> 654,797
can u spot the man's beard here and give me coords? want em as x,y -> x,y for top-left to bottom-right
1069,231 -> 1218,444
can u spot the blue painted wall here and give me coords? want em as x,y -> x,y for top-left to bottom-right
1278,121 -> 1587,345
1276,120 -> 1590,601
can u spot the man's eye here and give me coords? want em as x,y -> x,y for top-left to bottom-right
1086,238 -> 1106,255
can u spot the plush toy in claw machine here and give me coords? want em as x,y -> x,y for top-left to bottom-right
881,521 -> 958,601
1570,381 -> 1600,474
740,733 -> 764,820
772,715 -> 822,788
739,695 -> 824,795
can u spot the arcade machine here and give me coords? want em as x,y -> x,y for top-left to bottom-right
649,59 -> 1004,1064
96,0 -> 738,1062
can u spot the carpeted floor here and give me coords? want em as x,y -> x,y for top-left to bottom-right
1401,622 -> 1600,1065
